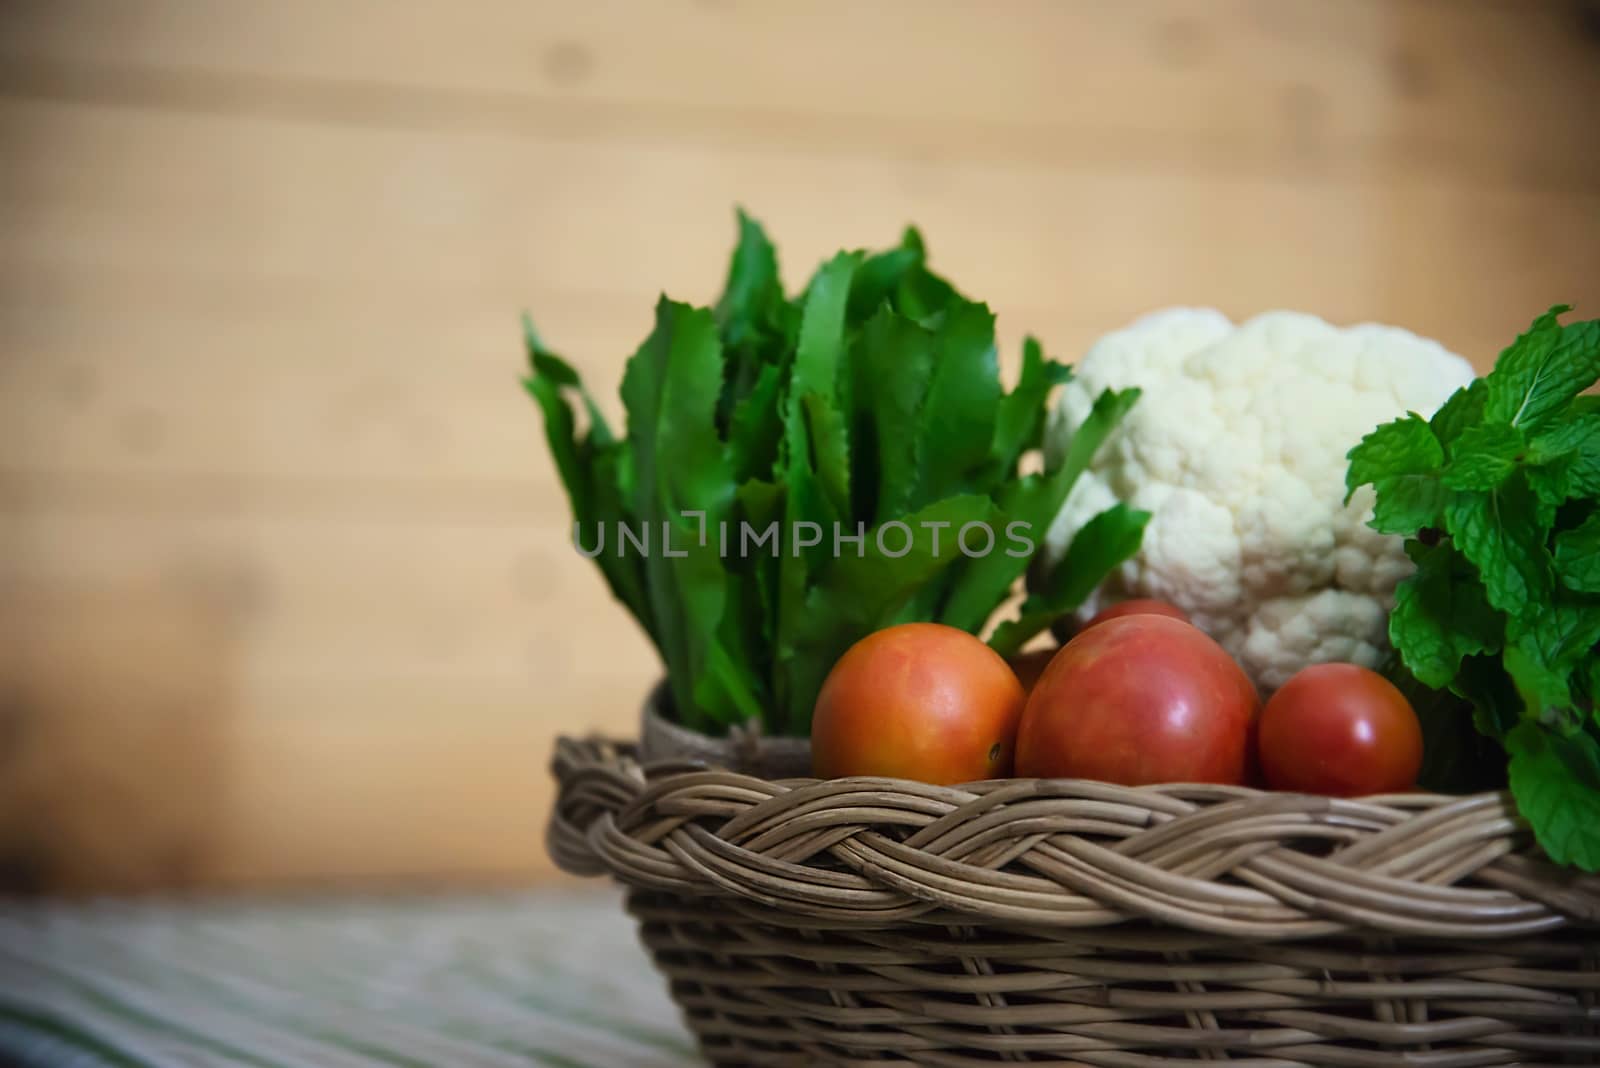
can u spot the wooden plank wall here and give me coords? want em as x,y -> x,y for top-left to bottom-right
1,0 -> 1597,892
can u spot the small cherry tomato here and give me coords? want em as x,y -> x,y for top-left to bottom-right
1257,663 -> 1423,797
1084,598 -> 1190,630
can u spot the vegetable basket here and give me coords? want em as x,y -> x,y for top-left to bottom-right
549,695 -> 1600,1067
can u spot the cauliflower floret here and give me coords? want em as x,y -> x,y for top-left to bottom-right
1042,309 -> 1475,692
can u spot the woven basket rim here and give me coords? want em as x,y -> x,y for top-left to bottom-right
550,724 -> 1600,942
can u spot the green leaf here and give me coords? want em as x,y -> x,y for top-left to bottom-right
774,427 -> 839,728
523,326 -> 658,639
1505,592 -> 1600,716
992,336 -> 1072,472
1388,666 -> 1506,794
1368,476 -> 1447,536
1050,385 -> 1142,477
785,495 -> 1000,732
1429,379 -> 1486,453
1507,722 -> 1600,871
1484,307 -> 1600,430
1441,423 -> 1526,491
1389,541 -> 1502,689
846,230 -> 923,324
1528,409 -> 1600,460
523,373 -> 589,527
1525,451 -> 1576,514
1555,512 -> 1600,593
989,504 -> 1150,657
585,444 -> 652,626
620,300 -> 746,728
894,261 -> 962,324
1527,410 -> 1600,505
801,392 -> 852,521
789,251 -> 858,519
848,307 -> 935,523
1452,654 -> 1525,741
792,252 -> 858,402
1443,474 -> 1552,623
1504,643 -> 1572,720
941,386 -> 1140,634
714,209 -> 783,349
727,361 -> 784,482
1345,413 -> 1444,502
1350,412 -> 1450,533
525,216 -> 1158,741
525,313 -> 615,446
917,301 -> 1001,502
1591,661 -> 1600,730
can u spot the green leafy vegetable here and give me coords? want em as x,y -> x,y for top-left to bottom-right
989,503 -> 1150,657
1554,513 -> 1600,593
1347,305 -> 1600,869
526,213 -> 1140,734
1506,722 -> 1600,872
1387,541 -> 1501,690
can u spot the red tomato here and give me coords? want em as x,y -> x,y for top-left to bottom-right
1084,598 -> 1190,630
1257,663 -> 1422,796
812,623 -> 1024,784
1007,647 -> 1058,695
1015,615 -> 1258,785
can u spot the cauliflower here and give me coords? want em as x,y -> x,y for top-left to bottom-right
1041,308 -> 1475,692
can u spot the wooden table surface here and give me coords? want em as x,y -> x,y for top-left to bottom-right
0,888 -> 700,1067
1,1 -> 1597,893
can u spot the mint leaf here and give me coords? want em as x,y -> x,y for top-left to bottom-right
1452,654 -> 1523,740
1485,307 -> 1600,430
1429,379 -> 1486,452
1528,410 -> 1600,504
1345,413 -> 1443,502
1443,474 -> 1552,622
1570,448 -> 1600,499
1555,513 -> 1600,593
1390,541 -> 1502,689
1368,476 -> 1446,535
1505,642 -> 1573,719
1396,674 -> 1506,794
1507,722 -> 1600,871
989,504 -> 1149,657
1525,451 -> 1576,514
1505,592 -> 1600,714
1442,423 -> 1526,491
1345,412 -> 1449,534
1529,409 -> 1600,459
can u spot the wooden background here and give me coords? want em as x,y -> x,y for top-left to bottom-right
1,0 -> 1597,893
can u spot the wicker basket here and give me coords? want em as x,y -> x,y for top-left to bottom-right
549,698 -> 1600,1066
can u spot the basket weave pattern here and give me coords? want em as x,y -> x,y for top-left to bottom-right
550,737 -> 1600,1065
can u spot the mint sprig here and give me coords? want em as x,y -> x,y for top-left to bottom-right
1347,306 -> 1600,869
